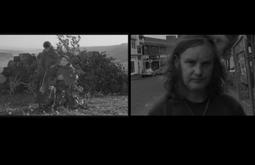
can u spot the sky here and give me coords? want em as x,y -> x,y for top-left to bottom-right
0,35 -> 128,49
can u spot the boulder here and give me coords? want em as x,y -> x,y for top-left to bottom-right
0,74 -> 7,84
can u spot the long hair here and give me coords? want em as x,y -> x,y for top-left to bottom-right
164,35 -> 227,99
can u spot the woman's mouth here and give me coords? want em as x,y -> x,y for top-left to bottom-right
191,78 -> 205,82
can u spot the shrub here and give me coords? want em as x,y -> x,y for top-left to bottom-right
1,53 -> 38,94
1,48 -> 128,97
77,51 -> 127,95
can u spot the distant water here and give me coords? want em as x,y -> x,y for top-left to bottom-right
0,53 -> 14,69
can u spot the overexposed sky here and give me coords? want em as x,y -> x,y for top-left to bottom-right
0,35 -> 128,49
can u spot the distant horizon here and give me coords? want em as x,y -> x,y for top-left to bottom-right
0,35 -> 128,50
0,42 -> 128,51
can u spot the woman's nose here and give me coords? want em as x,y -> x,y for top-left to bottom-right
194,64 -> 202,76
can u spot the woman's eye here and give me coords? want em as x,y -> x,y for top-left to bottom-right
187,61 -> 195,65
204,62 -> 211,65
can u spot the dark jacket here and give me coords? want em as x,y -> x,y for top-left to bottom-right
38,48 -> 59,72
148,94 -> 246,116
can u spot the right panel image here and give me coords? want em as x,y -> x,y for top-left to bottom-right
131,34 -> 253,116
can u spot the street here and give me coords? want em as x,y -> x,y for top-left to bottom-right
131,75 -> 252,116
131,76 -> 166,115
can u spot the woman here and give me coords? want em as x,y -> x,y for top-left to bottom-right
149,35 -> 245,116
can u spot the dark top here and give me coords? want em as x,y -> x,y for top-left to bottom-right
38,48 -> 59,73
185,97 -> 210,116
148,94 -> 246,116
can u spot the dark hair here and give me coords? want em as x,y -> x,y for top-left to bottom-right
164,35 -> 227,99
43,41 -> 52,49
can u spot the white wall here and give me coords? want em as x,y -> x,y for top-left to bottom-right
131,56 -> 139,75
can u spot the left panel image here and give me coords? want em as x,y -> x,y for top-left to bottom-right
0,35 -> 128,116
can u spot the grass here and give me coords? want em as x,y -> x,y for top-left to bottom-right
0,93 -> 128,116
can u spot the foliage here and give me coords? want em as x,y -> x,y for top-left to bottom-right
1,35 -> 127,98
55,35 -> 127,95
56,35 -> 81,61
77,51 -> 128,95
55,35 -> 84,85
1,53 -> 38,95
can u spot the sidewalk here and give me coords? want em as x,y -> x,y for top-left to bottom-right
131,74 -> 142,80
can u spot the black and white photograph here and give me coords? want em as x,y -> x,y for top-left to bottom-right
0,35 -> 128,116
131,35 -> 255,116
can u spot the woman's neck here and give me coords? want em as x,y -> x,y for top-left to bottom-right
177,83 -> 208,103
185,90 -> 208,103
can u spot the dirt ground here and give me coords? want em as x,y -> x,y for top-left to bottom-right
0,93 -> 128,116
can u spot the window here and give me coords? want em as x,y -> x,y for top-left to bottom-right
131,61 -> 135,73
152,61 -> 160,70
143,46 -> 148,54
139,35 -> 144,40
145,62 -> 150,69
137,46 -> 142,54
160,47 -> 167,54
131,39 -> 136,49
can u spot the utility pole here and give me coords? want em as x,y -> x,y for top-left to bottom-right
244,35 -> 255,115
248,35 -> 255,114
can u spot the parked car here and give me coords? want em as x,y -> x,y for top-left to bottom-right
142,68 -> 154,77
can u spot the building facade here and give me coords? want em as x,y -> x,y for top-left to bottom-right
131,35 -> 177,76
230,35 -> 255,115
131,35 -> 144,75
142,36 -> 176,72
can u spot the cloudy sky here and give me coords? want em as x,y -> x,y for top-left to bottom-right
0,35 -> 128,49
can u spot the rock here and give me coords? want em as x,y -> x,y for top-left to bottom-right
0,74 -> 7,84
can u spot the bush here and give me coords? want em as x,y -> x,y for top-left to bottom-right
1,53 -> 38,94
1,50 -> 128,97
77,51 -> 128,95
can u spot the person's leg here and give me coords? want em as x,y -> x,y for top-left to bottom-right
55,80 -> 67,107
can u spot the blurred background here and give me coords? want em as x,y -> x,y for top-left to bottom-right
131,35 -> 255,116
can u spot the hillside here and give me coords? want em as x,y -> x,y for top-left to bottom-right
0,49 -> 41,72
0,43 -> 128,72
0,52 -> 14,70
0,43 -> 128,62
80,43 -> 128,63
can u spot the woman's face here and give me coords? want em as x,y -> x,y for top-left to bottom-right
177,44 -> 214,91
60,57 -> 68,66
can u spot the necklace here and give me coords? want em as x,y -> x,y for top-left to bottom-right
185,98 -> 210,116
